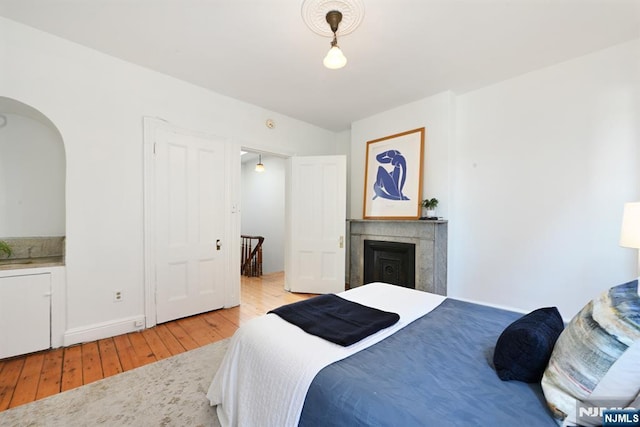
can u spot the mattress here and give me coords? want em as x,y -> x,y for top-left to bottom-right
206,283 -> 446,427
299,298 -> 558,426
208,283 -> 557,426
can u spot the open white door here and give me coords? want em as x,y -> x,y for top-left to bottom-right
152,123 -> 227,324
286,155 -> 346,294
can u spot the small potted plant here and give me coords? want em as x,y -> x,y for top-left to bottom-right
0,240 -> 12,259
421,198 -> 439,218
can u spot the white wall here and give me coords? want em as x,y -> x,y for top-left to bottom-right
451,39 -> 639,318
0,17 -> 341,344
241,155 -> 286,274
0,113 -> 65,236
351,91 -> 455,220
335,129 -> 352,217
350,39 -> 640,318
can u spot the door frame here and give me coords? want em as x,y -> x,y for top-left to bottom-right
143,117 -> 240,328
238,147 -> 347,293
238,146 -> 293,281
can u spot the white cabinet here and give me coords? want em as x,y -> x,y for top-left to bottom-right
0,273 -> 51,358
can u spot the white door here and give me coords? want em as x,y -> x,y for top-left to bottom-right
286,155 -> 346,294
153,125 -> 227,324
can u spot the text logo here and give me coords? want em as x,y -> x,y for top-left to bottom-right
577,401 -> 639,426
602,410 -> 640,426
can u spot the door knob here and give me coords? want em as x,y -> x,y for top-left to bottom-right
216,239 -> 221,250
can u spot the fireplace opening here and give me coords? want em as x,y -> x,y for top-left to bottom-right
363,240 -> 415,289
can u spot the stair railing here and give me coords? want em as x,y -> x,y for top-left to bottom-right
241,235 -> 264,277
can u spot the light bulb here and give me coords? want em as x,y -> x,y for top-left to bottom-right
255,162 -> 265,172
255,154 -> 265,172
323,45 -> 347,69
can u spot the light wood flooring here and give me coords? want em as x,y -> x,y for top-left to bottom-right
0,272 -> 315,412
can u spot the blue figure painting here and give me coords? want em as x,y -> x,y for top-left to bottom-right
372,149 -> 409,201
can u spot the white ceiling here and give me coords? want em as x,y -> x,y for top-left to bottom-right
0,0 -> 638,131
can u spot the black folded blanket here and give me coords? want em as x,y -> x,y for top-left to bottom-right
268,294 -> 400,346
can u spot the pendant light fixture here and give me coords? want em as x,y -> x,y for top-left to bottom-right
255,154 -> 265,172
323,11 -> 347,69
301,0 -> 364,70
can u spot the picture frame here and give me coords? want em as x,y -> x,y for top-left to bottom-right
363,127 -> 424,219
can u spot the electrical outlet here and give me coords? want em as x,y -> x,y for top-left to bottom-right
134,319 -> 144,328
114,290 -> 123,302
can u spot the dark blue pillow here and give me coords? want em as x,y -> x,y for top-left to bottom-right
493,307 -> 564,383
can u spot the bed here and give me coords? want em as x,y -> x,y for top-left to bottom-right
207,282 -> 558,426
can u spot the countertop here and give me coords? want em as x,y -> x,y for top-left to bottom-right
0,256 -> 65,271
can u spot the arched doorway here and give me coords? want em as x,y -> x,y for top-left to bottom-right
0,97 -> 65,239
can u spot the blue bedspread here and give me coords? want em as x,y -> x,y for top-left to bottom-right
299,299 -> 558,426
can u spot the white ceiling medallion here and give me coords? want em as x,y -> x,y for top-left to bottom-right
301,0 -> 365,37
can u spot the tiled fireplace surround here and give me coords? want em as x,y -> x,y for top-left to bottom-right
347,220 -> 448,295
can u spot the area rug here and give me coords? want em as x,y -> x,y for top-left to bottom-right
0,339 -> 229,426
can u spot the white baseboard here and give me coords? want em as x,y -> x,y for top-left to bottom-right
63,315 -> 145,346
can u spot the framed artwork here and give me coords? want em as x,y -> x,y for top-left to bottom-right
363,127 -> 424,219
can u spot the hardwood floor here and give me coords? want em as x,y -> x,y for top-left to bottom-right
0,272 -> 315,411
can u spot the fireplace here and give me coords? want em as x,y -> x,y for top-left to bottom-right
348,220 -> 447,295
364,240 -> 415,289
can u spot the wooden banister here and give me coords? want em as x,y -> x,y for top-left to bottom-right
241,235 -> 264,277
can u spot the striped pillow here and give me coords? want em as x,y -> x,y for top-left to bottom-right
541,279 -> 640,425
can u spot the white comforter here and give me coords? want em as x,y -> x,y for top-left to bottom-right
206,282 -> 446,427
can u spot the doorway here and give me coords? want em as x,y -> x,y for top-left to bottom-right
240,151 -> 286,275
239,152 -> 348,295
